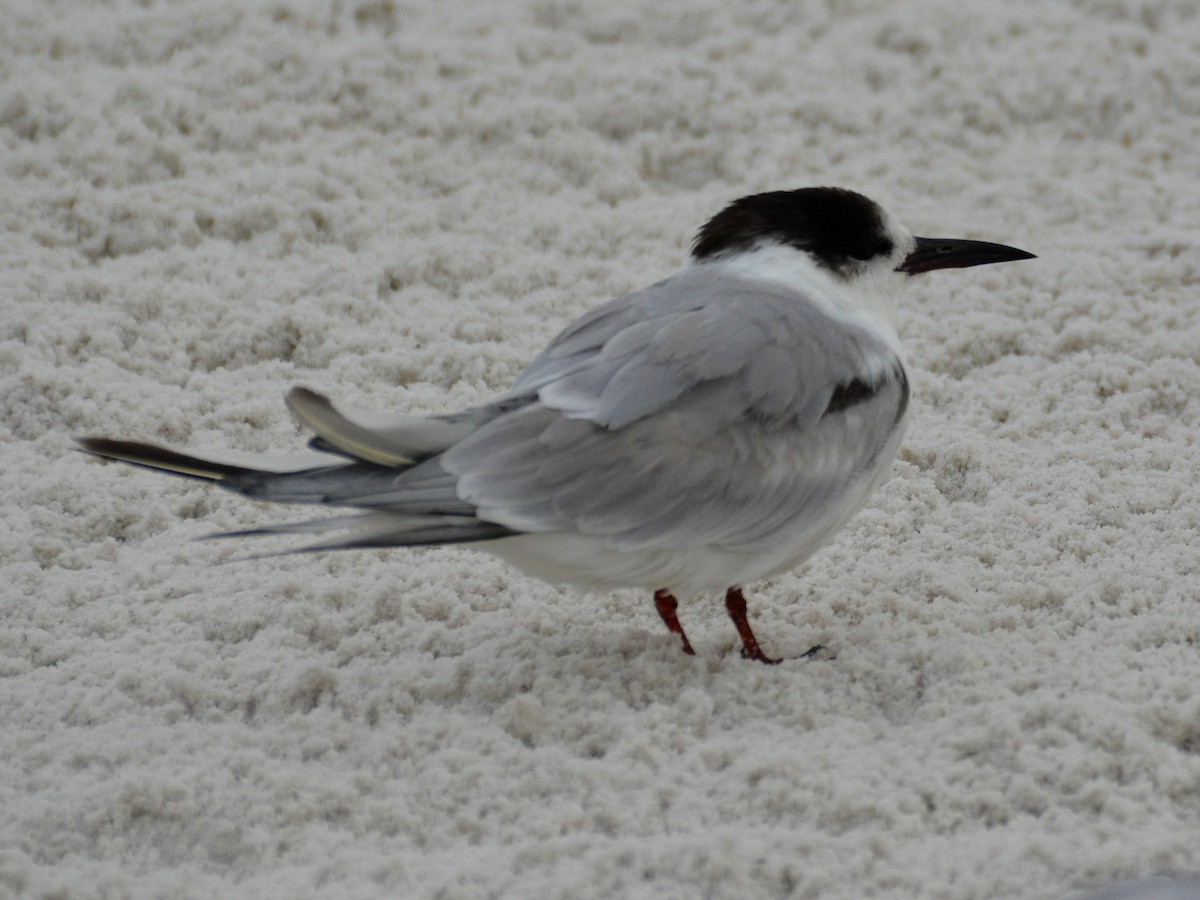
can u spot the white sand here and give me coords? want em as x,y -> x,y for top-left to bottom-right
3,1 -> 1199,897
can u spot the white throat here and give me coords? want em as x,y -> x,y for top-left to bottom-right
691,242 -> 905,353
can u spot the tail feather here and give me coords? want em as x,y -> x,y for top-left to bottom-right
76,436 -> 380,501
223,463 -> 405,505
76,386 -> 524,555
297,521 -> 515,549
198,512 -> 382,538
203,511 -> 516,560
77,437 -> 478,513
75,437 -> 255,482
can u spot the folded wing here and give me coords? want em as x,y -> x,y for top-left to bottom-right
79,267 -> 907,560
444,266 -> 909,552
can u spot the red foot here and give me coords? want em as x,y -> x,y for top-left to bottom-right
653,589 -> 696,656
724,587 -> 781,665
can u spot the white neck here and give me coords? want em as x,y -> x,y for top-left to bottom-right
690,242 -> 905,353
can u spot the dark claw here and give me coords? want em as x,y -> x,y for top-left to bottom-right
739,645 -> 783,665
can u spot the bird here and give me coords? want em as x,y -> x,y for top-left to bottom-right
77,187 -> 1035,663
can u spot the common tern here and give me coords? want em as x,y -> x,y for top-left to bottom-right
79,187 -> 1034,663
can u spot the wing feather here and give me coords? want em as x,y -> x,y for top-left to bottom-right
82,262 -> 908,570
285,387 -> 479,466
443,265 -> 909,553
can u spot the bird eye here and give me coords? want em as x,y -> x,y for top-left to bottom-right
848,239 -> 879,261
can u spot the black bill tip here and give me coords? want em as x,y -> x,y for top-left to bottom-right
898,236 -> 1036,275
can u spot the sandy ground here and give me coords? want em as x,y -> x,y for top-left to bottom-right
3,1 -> 1199,897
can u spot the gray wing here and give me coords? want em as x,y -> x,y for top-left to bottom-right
79,267 -> 906,556
442,266 -> 909,550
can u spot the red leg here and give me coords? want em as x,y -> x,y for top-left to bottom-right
654,589 -> 696,656
724,587 -> 781,665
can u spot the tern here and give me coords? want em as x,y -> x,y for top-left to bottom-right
79,187 -> 1034,663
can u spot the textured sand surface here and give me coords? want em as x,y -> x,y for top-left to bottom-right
2,1 -> 1199,897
